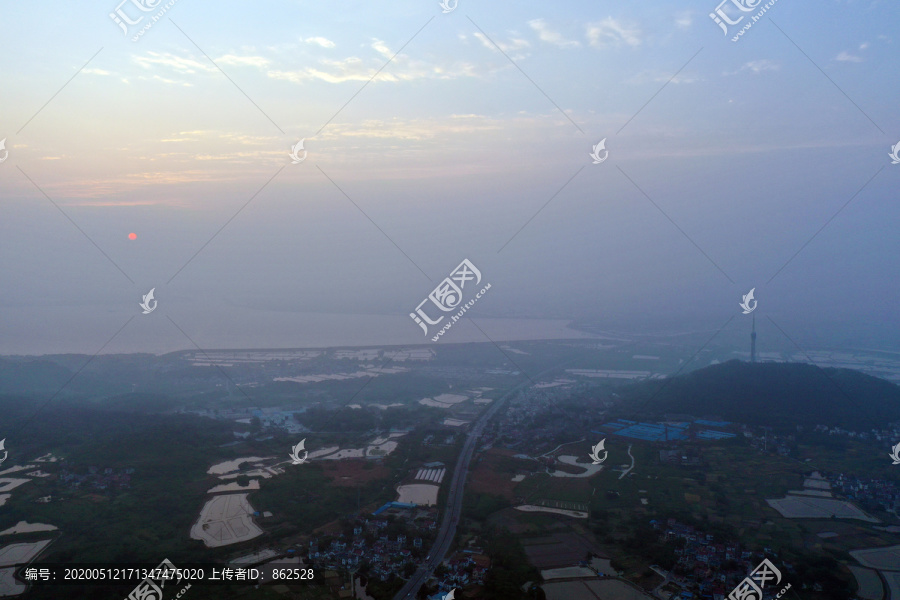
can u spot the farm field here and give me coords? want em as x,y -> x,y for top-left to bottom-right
190,493 -> 263,548
766,496 -> 878,521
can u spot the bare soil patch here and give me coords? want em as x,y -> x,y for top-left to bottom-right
320,459 -> 390,487
468,449 -> 524,500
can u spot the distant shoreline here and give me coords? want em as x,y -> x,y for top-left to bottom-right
0,309 -> 594,357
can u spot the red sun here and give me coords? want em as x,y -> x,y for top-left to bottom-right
128,233 -> 137,240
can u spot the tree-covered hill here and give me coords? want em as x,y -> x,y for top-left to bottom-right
621,360 -> 900,429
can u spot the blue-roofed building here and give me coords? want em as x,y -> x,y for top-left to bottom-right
697,430 -> 736,440
614,422 -> 689,441
372,501 -> 418,516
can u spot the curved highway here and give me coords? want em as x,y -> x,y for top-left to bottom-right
393,374 -> 536,600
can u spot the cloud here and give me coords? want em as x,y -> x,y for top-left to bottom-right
142,74 -> 193,86
133,52 -> 216,75
586,17 -> 641,47
472,32 -> 531,57
304,36 -> 335,48
268,60 -> 373,84
159,130 -> 276,146
674,11 -> 693,30
628,70 -> 700,85
160,131 -> 206,143
132,41 -> 476,89
316,114 -> 505,141
726,59 -> 779,75
835,41 -> 870,63
528,19 -> 579,48
266,39 -> 445,83
216,55 -> 270,68
267,49 -> 477,85
371,39 -> 394,60
835,51 -> 862,63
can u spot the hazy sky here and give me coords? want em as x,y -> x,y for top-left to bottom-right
1,0 -> 898,354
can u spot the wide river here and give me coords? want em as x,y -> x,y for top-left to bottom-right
0,304 -> 592,355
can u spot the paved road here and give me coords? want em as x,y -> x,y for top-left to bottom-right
392,376 -> 534,600
649,565 -> 672,599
